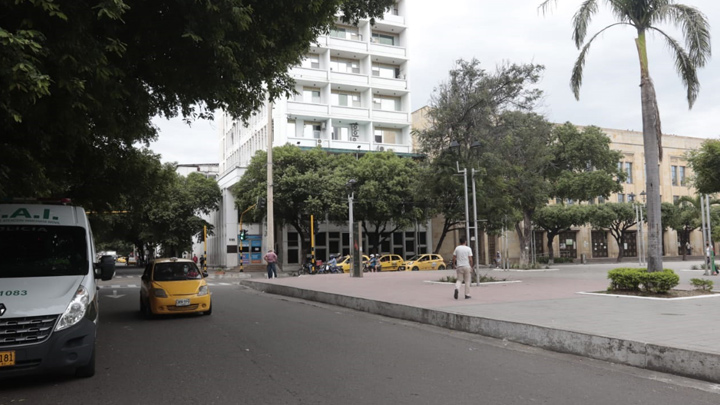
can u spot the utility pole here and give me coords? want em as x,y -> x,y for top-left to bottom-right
266,101 -> 274,256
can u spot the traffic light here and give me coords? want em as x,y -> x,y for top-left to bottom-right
239,229 -> 246,240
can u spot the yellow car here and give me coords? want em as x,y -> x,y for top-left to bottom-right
401,254 -> 446,271
378,254 -> 405,271
140,258 -> 212,317
116,256 -> 127,264
338,254 -> 370,273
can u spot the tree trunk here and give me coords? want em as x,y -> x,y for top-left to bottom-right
636,32 -> 664,272
514,211 -> 533,267
546,232 -> 557,264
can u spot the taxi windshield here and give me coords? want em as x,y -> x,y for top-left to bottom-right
406,255 -> 419,262
0,225 -> 88,278
153,262 -> 202,281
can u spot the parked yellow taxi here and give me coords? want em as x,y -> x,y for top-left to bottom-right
338,254 -> 370,273
378,254 -> 405,271
140,258 -> 212,317
401,254 -> 446,271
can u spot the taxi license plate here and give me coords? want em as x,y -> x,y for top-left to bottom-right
176,299 -> 191,307
0,351 -> 15,367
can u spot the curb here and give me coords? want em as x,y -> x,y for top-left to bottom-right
240,279 -> 720,384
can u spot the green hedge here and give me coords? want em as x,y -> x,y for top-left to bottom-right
538,256 -> 574,264
607,268 -> 679,294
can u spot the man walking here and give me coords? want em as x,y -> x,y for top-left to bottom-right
453,237 -> 473,299
265,249 -> 278,279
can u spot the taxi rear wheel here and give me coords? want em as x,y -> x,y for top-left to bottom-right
412,266 -> 419,271
438,265 -> 446,270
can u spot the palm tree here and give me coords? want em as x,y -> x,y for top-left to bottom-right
539,0 -> 711,271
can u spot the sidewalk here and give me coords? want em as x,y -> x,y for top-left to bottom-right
239,261 -> 720,383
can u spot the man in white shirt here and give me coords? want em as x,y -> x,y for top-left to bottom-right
453,237 -> 473,299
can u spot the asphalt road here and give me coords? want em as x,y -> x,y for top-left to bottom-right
1,278 -> 719,404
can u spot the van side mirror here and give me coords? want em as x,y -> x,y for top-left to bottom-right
95,255 -> 116,281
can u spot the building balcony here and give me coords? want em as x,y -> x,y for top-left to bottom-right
290,67 -> 329,82
330,105 -> 370,119
374,143 -> 411,154
372,109 -> 410,123
330,71 -> 370,86
328,37 -> 369,52
369,43 -> 407,58
381,13 -> 405,25
371,76 -> 407,91
287,101 -> 330,117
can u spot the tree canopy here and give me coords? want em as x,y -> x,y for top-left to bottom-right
1,0 -> 394,203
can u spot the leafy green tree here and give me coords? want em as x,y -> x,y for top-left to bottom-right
351,151 -> 422,254
587,203 -> 638,262
231,146 -> 351,257
0,0 -> 393,202
415,60 -> 546,253
534,204 -> 590,264
687,140 -> 720,194
540,0 -> 711,272
90,162 -> 221,260
549,123 -> 625,201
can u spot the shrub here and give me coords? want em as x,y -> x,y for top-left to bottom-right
607,268 -> 679,294
538,256 -> 574,264
690,278 -> 714,291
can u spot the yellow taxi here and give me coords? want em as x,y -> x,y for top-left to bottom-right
401,254 -> 446,271
338,254 -> 370,273
116,256 -> 127,264
140,258 -> 212,317
378,254 -> 405,271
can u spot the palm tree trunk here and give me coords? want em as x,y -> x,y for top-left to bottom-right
636,31 -> 663,272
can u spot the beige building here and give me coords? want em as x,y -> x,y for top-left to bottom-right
412,106 -> 708,264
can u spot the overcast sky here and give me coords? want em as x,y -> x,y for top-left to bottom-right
150,0 -> 720,164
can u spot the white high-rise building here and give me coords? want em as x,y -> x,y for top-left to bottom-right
210,2 -> 413,269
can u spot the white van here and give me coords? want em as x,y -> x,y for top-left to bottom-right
0,202 -> 115,378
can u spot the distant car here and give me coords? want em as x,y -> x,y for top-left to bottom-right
401,254 -> 446,271
128,256 -> 137,265
116,256 -> 127,264
337,254 -> 370,273
140,257 -> 212,317
378,254 -> 405,271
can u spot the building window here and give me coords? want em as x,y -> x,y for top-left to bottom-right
625,162 -> 633,184
302,87 -> 321,104
330,26 -> 361,41
598,196 -> 605,204
331,90 -> 361,107
304,122 -> 322,138
374,127 -> 399,144
333,126 -> 349,141
371,32 -> 397,46
301,54 -> 320,69
372,63 -> 401,79
673,195 -> 680,204
679,166 -> 686,186
286,120 -> 296,137
373,95 -> 402,111
628,194 -> 635,202
671,165 -> 678,186
330,57 -> 360,74
617,193 -> 625,203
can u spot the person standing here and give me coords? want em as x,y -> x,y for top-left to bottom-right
495,251 -> 501,268
706,243 -> 712,269
265,249 -> 278,279
453,237 -> 473,299
192,254 -> 198,265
